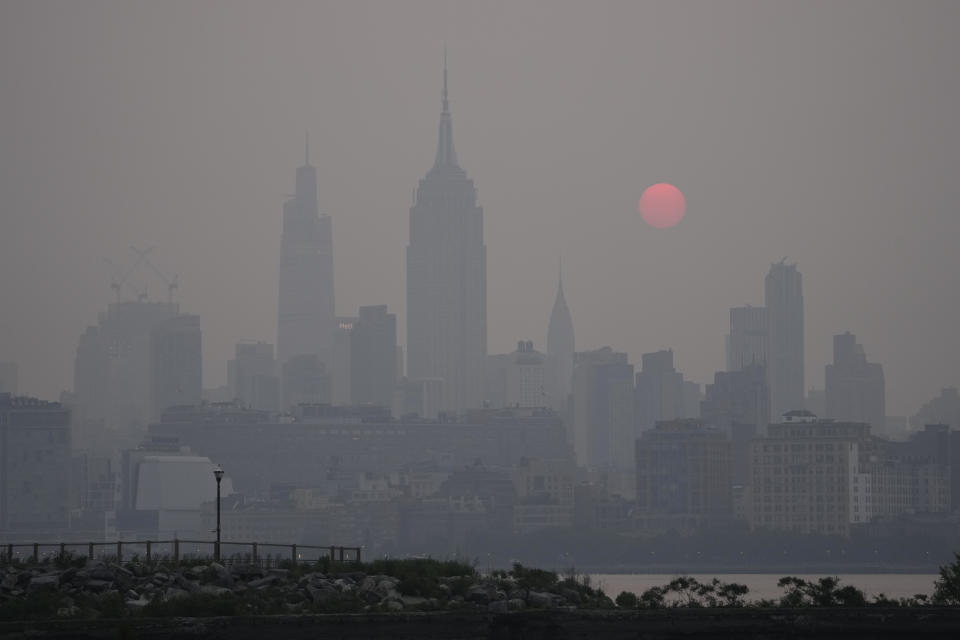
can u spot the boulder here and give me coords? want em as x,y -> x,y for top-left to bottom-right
164,587 -> 190,601
84,579 -> 113,593
56,605 -> 80,618
527,591 -> 556,609
27,573 -> 60,591
508,598 -> 526,611
466,585 -> 491,605
488,600 -> 509,613
384,599 -> 403,612
247,576 -> 279,590
306,585 -> 339,604
561,588 -> 582,604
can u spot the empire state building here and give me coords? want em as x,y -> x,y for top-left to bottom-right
406,62 -> 486,413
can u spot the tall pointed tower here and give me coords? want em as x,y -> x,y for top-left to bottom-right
277,136 -> 336,370
406,57 -> 486,413
547,263 -> 575,412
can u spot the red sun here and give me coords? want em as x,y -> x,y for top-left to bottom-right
638,183 -> 686,229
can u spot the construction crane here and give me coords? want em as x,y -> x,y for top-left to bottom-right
130,246 -> 179,310
103,250 -> 150,302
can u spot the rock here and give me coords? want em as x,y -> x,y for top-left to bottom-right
248,576 -> 279,589
508,588 -> 527,601
384,599 -> 403,612
527,591 -> 555,609
509,598 -> 526,611
488,600 -> 509,613
188,566 -> 207,579
374,579 -> 396,596
200,585 -> 232,597
466,585 -> 491,605
334,578 -> 356,592
85,564 -> 115,581
84,579 -> 112,593
561,588 -> 582,604
358,589 -> 381,604
126,598 -> 151,611
401,595 -> 428,608
56,605 -> 80,618
230,564 -> 264,580
208,563 -> 233,587
124,589 -> 139,600
359,576 -> 377,593
164,587 -> 190,601
306,585 -> 338,604
27,573 -> 60,591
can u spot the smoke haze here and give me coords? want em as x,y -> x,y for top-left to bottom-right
1,0 -> 958,416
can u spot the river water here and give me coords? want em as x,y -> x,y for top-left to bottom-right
591,574 -> 938,601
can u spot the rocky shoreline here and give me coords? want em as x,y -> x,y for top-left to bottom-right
3,557 -> 960,638
0,556 -> 612,620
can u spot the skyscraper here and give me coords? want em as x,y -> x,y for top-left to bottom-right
765,261 -> 804,419
277,138 -> 335,370
726,305 -> 767,371
350,305 -> 397,407
547,266 -> 575,413
825,332 -> 885,430
149,313 -> 202,419
634,349 -> 685,433
406,59 -> 486,413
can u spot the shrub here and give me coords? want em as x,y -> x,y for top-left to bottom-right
933,552 -> 960,605
614,590 -> 638,609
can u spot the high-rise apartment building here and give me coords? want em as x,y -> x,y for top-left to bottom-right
149,314 -> 202,420
277,140 -> 335,370
765,261 -> 804,419
634,349 -> 685,433
727,305 -> 767,371
73,299 -> 182,450
350,305 -> 397,407
572,348 -> 634,495
635,419 -> 732,531
406,62 -> 486,414
228,341 -> 279,411
484,340 -> 548,409
825,332 -> 885,430
0,394 -> 72,532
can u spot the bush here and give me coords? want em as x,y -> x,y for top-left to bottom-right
777,576 -> 866,607
509,563 -> 557,591
933,552 -> 960,605
615,590 -> 638,609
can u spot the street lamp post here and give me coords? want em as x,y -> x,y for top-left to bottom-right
213,465 -> 224,561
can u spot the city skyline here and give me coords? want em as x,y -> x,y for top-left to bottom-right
1,1 -> 959,417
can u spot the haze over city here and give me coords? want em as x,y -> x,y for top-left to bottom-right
2,0 -> 958,417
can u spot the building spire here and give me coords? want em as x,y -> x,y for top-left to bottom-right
304,131 -> 310,166
433,47 -> 459,168
442,45 -> 449,114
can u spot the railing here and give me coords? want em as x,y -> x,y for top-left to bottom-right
0,540 -> 361,566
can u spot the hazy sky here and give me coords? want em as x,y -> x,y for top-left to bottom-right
1,0 -> 958,417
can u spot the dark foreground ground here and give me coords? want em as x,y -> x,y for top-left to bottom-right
3,608 -> 960,640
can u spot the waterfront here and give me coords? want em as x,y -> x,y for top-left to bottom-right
593,573 -> 938,601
